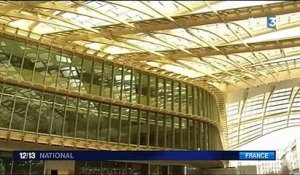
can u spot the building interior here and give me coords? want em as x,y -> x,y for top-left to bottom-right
0,1 -> 299,175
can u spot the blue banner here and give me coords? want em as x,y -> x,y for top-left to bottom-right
13,150 -> 276,161
239,151 -> 275,160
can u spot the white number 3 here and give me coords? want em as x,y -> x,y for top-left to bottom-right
268,16 -> 276,28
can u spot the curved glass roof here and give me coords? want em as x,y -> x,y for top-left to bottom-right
0,1 -> 299,90
226,85 -> 300,149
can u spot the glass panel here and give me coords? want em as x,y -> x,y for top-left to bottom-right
51,94 -> 65,136
0,38 -> 14,77
20,43 -> 37,82
107,103 -> 112,142
130,109 -> 139,145
140,73 -> 148,105
203,91 -> 207,118
200,89 -> 204,116
149,112 -> 157,147
121,68 -> 132,102
113,66 -> 122,100
120,107 -> 130,144
187,85 -> 193,115
207,94 -> 211,119
99,103 -> 110,142
198,89 -> 203,116
11,95 -> 26,131
75,99 -> 89,139
166,115 -> 173,148
132,70 -> 141,104
24,89 -> 43,133
44,48 -> 61,88
0,85 -> 15,129
174,82 -> 180,112
189,120 -> 195,150
30,46 -> 47,84
174,117 -> 181,149
110,105 -> 120,143
166,80 -> 172,110
201,122 -> 205,150
195,121 -> 200,150
213,97 -> 216,121
206,124 -> 211,150
149,75 -> 157,107
38,92 -> 54,134
158,78 -> 165,109
182,118 -> 188,149
181,83 -> 187,113
91,61 -> 103,96
57,53 -> 73,89
88,101 -> 98,140
102,64 -> 113,98
81,58 -> 93,94
68,55 -> 82,92
205,123 -> 209,150
194,87 -> 199,115
209,94 -> 214,119
140,110 -> 148,146
63,96 -> 77,137
43,47 -> 56,87
157,113 -> 165,148
10,40 -> 28,81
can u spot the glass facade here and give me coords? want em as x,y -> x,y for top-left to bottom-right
0,34 -> 222,150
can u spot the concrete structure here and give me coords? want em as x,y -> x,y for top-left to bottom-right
0,1 -> 298,174
281,136 -> 300,174
257,160 -> 282,175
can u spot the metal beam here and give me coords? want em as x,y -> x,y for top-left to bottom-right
261,86 -> 275,135
114,38 -> 300,60
195,20 -> 300,46
25,1 -> 116,24
0,9 -> 76,30
105,1 -> 157,18
46,1 -> 300,36
225,49 -> 300,71
58,33 -> 143,52
74,1 -> 135,28
287,87 -> 300,127
139,1 -> 174,22
237,92 -> 248,145
174,1 -> 220,16
174,60 -> 245,88
49,19 -> 300,57
28,9 -> 100,33
228,109 -> 300,129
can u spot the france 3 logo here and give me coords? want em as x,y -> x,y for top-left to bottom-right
267,16 -> 277,29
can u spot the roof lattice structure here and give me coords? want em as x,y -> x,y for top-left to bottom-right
0,1 -> 299,91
